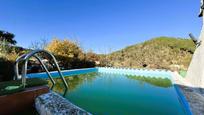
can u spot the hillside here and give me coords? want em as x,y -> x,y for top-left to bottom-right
106,37 -> 195,71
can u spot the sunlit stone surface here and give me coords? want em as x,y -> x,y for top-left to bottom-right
35,92 -> 91,115
186,0 -> 204,88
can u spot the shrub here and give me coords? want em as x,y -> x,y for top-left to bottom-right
0,52 -> 18,81
106,37 -> 195,70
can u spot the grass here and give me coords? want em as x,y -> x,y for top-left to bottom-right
0,78 -> 48,96
179,70 -> 187,78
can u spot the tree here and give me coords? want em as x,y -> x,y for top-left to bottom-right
0,30 -> 16,45
46,38 -> 85,69
46,38 -> 82,58
45,38 -> 96,69
86,50 -> 99,62
29,38 -> 48,50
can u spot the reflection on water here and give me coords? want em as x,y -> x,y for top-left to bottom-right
48,72 -> 185,115
48,72 -> 98,94
126,75 -> 172,88
48,73 -> 172,94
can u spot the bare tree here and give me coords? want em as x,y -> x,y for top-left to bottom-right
29,38 -> 48,50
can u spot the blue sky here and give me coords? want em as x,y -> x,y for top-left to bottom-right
0,0 -> 202,54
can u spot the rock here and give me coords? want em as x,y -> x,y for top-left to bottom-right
35,91 -> 91,115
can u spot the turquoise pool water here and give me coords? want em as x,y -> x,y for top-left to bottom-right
51,72 -> 187,115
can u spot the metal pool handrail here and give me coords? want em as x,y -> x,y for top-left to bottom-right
14,49 -> 69,96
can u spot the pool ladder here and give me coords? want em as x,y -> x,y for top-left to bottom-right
14,49 -> 69,96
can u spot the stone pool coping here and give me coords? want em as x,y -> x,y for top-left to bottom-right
28,67 -> 194,115
35,91 -> 91,115
172,72 -> 204,115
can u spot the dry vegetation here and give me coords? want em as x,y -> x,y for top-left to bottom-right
0,30 -> 196,81
45,38 -> 99,69
106,37 -> 195,71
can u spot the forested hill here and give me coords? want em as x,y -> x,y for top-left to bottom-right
106,37 -> 195,71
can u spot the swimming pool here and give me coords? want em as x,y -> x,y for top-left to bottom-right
28,68 -> 191,115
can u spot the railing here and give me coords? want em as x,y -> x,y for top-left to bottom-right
14,49 -> 69,96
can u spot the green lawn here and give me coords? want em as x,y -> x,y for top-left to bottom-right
0,78 -> 48,96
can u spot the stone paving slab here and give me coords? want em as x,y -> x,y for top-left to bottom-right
172,72 -> 204,115
179,85 -> 204,115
